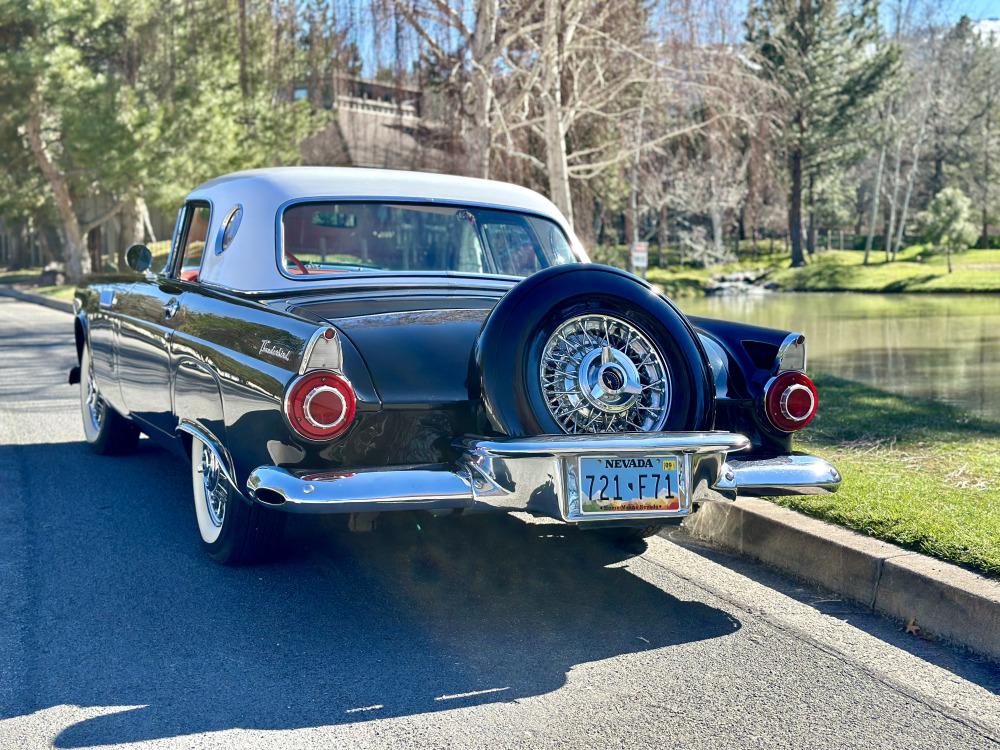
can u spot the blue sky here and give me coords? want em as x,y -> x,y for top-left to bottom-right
947,0 -> 1000,19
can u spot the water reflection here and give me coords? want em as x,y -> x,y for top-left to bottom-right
683,293 -> 1000,420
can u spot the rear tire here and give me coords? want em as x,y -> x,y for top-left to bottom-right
191,436 -> 286,565
476,264 -> 713,436
80,345 -> 139,455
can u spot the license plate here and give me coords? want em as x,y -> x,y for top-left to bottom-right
578,455 -> 680,513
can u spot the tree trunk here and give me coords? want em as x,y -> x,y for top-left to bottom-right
120,194 -> 148,270
864,139 -> 887,265
25,100 -> 89,283
893,109 -> 929,259
541,0 -> 573,226
627,162 -> 640,275
788,147 -> 805,267
238,0 -> 250,99
658,203 -> 668,267
885,135 -> 903,262
806,176 -> 816,255
710,201 -> 724,261
468,0 -> 499,179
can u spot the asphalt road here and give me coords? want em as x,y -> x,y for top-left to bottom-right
0,294 -> 998,750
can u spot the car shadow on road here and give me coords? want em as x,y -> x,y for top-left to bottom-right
0,439 -> 740,747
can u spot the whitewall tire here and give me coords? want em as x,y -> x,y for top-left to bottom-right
189,435 -> 286,564
79,345 -> 139,455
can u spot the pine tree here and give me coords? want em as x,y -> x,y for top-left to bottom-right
746,0 -> 898,267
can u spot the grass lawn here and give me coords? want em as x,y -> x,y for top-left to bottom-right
637,245 -> 1000,296
773,246 -> 1000,293
789,374 -> 1000,576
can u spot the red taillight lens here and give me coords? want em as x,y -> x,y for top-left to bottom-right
764,371 -> 817,432
284,370 -> 356,441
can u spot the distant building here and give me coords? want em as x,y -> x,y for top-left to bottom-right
0,76 -> 462,270
973,17 -> 1000,42
298,76 -> 460,173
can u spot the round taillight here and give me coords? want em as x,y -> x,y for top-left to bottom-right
284,370 -> 356,441
764,371 -> 817,432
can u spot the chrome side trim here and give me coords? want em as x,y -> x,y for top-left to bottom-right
774,332 -> 806,372
176,420 -> 238,491
726,453 -> 841,496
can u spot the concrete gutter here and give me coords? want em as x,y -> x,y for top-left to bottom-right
683,497 -> 1000,662
0,285 -> 73,314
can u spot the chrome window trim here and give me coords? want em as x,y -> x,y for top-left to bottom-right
169,198 -> 215,280
273,195 -> 582,284
162,206 -> 186,277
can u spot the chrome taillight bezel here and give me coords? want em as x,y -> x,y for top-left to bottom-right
763,371 -> 818,432
283,369 -> 357,442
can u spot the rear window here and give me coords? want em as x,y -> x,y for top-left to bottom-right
280,202 -> 576,278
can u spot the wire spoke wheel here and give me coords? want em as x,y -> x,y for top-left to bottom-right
84,353 -> 106,433
198,444 -> 227,529
539,313 -> 671,434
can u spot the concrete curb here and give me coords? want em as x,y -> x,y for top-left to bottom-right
683,497 -> 1000,662
0,285 -> 73,314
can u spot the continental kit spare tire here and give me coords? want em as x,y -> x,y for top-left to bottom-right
475,264 -> 714,437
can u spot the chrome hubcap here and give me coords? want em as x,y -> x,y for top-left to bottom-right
198,445 -> 227,527
540,314 -> 670,433
85,356 -> 105,432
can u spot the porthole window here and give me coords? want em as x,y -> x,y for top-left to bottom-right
216,205 -> 243,254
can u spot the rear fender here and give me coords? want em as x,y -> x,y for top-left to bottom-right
174,358 -> 227,458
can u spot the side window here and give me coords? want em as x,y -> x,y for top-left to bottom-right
175,203 -> 211,282
155,207 -> 186,275
482,221 -> 544,276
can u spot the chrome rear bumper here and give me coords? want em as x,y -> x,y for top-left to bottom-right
246,431 -> 840,523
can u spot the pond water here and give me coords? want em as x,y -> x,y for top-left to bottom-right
681,292 -> 1000,422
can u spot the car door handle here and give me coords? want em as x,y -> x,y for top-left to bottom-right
163,298 -> 180,320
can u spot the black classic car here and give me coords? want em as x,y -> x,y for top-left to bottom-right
71,167 -> 840,564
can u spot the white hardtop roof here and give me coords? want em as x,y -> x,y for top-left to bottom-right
189,166 -> 566,220
187,167 -> 581,292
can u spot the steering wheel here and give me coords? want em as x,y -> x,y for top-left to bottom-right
285,251 -> 309,275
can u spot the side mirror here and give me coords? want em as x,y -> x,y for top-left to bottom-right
125,244 -> 153,273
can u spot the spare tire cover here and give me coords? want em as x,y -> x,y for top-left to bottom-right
474,264 -> 714,437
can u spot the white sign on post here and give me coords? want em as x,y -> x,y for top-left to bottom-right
631,241 -> 649,271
